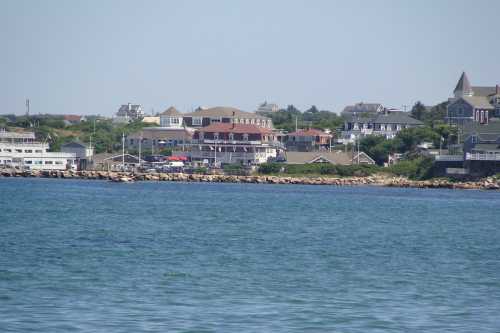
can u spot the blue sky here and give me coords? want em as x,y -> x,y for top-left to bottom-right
2,0 -> 499,116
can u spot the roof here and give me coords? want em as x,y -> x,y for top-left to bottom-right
342,103 -> 383,114
287,129 -> 332,137
160,106 -> 181,116
127,127 -> 194,140
63,115 -> 82,122
95,153 -> 145,164
461,96 -> 494,109
372,112 -> 423,125
197,123 -> 272,134
454,72 -> 473,94
472,86 -> 498,97
183,106 -> 269,120
61,141 -> 88,148
285,151 -> 352,165
0,131 -> 36,139
463,120 -> 500,142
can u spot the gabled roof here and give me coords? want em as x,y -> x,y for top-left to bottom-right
461,96 -> 494,109
287,129 -> 332,137
285,151 -> 352,165
197,123 -> 272,134
183,106 -> 269,119
160,106 -> 181,116
342,103 -> 383,114
63,115 -> 82,122
454,72 -> 473,95
472,86 -> 498,97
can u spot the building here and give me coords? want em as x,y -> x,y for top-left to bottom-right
285,129 -> 332,152
159,106 -> 183,128
341,102 -> 385,117
114,103 -> 144,123
182,106 -> 273,129
0,130 -> 76,170
447,72 -> 500,126
284,151 -> 375,165
188,123 -> 282,165
339,112 -> 423,144
93,153 -> 145,171
256,101 -> 279,114
61,141 -> 94,170
127,127 -> 194,152
63,115 -> 83,125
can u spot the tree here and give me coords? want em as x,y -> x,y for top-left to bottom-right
411,101 -> 426,120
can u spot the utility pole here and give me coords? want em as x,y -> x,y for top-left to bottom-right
295,116 -> 298,132
25,99 -> 30,117
138,131 -> 142,168
122,132 -> 125,171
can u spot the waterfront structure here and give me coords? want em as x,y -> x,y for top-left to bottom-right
127,127 -> 194,152
114,103 -> 144,123
284,151 -> 375,165
339,111 -> 423,144
341,102 -> 385,117
159,106 -> 183,128
182,106 -> 273,129
188,123 -> 282,165
61,141 -> 94,170
447,72 -> 500,126
285,128 -> 332,152
0,130 -> 76,170
256,101 -> 279,114
93,153 -> 144,171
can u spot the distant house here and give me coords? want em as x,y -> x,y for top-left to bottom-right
182,106 -> 273,129
339,112 -> 423,144
63,115 -> 83,125
341,102 -> 385,117
285,151 -> 375,165
256,101 -> 279,114
159,106 -> 183,128
189,123 -> 281,165
127,127 -> 194,152
447,72 -> 500,126
114,103 -> 144,123
285,128 -> 332,152
61,141 -> 94,170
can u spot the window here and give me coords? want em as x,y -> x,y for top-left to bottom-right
45,161 -> 53,164
210,117 -> 221,124
192,117 -> 202,126
5,149 -> 11,152
214,132 -> 219,140
25,160 -> 32,164
15,149 -> 22,153
171,117 -> 180,124
243,134 -> 249,141
55,161 -> 63,165
229,133 -> 234,141
35,150 -> 42,153
25,149 -> 32,153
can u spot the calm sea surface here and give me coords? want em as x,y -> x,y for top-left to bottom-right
1,178 -> 500,332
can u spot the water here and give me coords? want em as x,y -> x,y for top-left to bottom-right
1,178 -> 500,332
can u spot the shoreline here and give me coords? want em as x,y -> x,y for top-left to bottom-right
1,169 -> 500,190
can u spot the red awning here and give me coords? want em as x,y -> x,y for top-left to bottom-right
167,155 -> 188,161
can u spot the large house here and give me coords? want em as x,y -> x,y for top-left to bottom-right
285,129 -> 332,151
188,123 -> 282,165
127,127 -> 194,152
159,106 -> 183,128
341,102 -> 385,117
0,130 -> 76,170
114,103 -> 144,123
285,151 -> 375,165
256,101 -> 279,114
339,112 -> 423,144
447,72 -> 500,126
182,106 -> 272,129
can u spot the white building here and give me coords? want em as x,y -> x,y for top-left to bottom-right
0,130 -> 76,170
113,103 -> 144,123
159,106 -> 184,128
256,101 -> 279,114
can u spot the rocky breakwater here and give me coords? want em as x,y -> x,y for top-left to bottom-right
2,169 -> 500,190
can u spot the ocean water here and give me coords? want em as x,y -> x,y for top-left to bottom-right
1,178 -> 500,332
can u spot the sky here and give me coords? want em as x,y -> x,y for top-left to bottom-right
2,0 -> 499,116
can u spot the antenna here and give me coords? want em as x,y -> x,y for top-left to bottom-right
26,99 -> 30,116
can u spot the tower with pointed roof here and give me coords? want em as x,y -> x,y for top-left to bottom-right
454,72 -> 474,98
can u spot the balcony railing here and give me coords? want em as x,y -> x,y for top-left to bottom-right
466,153 -> 500,161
